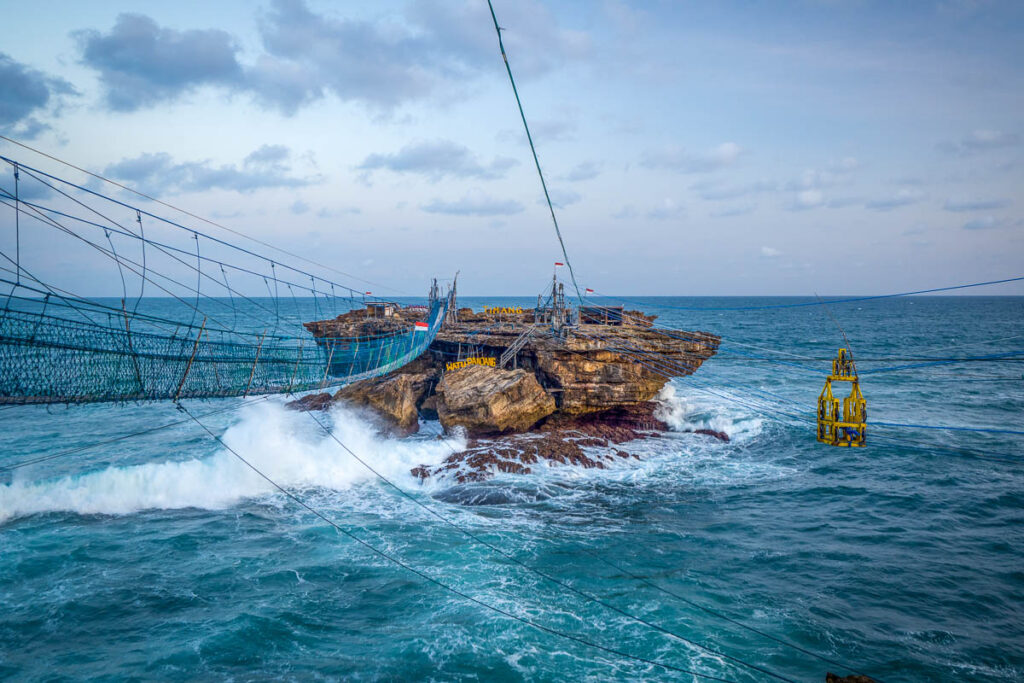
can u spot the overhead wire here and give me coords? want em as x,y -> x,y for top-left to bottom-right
581,276 -> 1024,311
485,0 -> 584,305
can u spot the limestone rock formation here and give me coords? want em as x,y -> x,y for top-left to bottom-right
333,357 -> 437,435
435,365 -> 556,436
302,303 -> 721,480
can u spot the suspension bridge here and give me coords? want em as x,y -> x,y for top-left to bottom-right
0,149 -> 451,405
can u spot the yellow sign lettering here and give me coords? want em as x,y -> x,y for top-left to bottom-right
445,356 -> 497,372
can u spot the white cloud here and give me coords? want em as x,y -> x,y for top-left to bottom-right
962,216 -> 1001,230
761,246 -> 782,257
938,129 -> 1021,155
943,197 -> 1011,212
792,189 -> 825,210
646,198 -> 685,220
865,188 -> 925,211
640,142 -> 742,174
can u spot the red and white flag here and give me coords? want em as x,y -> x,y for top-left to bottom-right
364,291 -> 372,295
585,288 -> 594,294
414,321 -> 428,332
554,262 -> 564,267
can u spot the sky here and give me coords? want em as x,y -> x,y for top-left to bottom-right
0,0 -> 1022,297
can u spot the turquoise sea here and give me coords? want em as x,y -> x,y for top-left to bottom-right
1,295 -> 1022,681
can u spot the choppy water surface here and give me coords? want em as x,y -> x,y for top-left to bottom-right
1,296 -> 1022,681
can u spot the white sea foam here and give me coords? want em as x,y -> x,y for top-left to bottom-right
654,382 -> 765,442
0,401 -> 462,524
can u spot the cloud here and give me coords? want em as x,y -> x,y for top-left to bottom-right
865,188 -> 925,211
74,1 -> 589,116
826,196 -> 863,209
103,145 -> 316,194
695,179 -> 775,201
562,161 -> 601,182
640,142 -> 742,174
405,0 -> 590,78
790,189 -> 825,211
290,200 -> 310,214
541,188 -> 582,209
252,0 -> 588,114
0,52 -> 76,134
316,206 -> 361,219
612,205 -> 637,220
421,191 -> 524,216
761,246 -> 782,257
646,198 -> 685,220
943,197 -> 1011,212
75,14 -> 244,111
498,118 -> 578,145
711,204 -> 756,218
358,140 -> 517,181
962,216 -> 1001,230
251,0 -> 433,113
938,129 -> 1020,155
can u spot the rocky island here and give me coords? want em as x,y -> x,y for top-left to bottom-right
296,299 -> 721,482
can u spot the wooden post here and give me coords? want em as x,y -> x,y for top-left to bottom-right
244,330 -> 266,398
122,299 -> 144,395
174,317 -> 206,401
287,339 -> 304,392
319,341 -> 337,389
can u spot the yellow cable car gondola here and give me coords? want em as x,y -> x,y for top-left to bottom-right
817,348 -> 866,447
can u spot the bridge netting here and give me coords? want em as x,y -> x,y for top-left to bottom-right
0,152 -> 448,404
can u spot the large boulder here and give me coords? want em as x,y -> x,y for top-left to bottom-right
334,366 -> 435,435
435,365 -> 556,436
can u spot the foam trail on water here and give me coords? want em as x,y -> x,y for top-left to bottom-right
0,402 -> 462,524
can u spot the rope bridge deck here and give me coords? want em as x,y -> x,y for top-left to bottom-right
0,297 -> 447,404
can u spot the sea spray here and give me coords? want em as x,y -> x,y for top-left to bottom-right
655,381 -> 766,442
0,401 -> 463,524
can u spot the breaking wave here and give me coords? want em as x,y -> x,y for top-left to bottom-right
655,382 -> 766,442
0,401 -> 462,524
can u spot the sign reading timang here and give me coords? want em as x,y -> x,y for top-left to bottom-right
445,357 -> 497,371
484,306 -> 524,315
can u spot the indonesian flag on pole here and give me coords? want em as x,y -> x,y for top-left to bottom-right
554,262 -> 564,267
414,321 -> 428,332
364,291 -> 372,295
585,288 -> 594,294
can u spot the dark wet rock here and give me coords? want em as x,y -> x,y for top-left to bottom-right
285,392 -> 333,412
418,394 -> 439,420
825,674 -> 876,683
412,431 -> 634,484
538,402 -> 668,442
435,365 -> 556,436
686,428 -> 731,443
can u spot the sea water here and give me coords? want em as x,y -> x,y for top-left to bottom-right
1,296 -> 1021,681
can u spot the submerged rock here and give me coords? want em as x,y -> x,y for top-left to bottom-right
436,364 -> 556,436
285,392 -> 333,412
413,431 -> 633,484
825,674 -> 876,683
685,428 -> 731,443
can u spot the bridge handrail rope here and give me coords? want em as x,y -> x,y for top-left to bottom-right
0,154 -> 371,300
0,188 -> 359,324
0,138 -> 405,296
